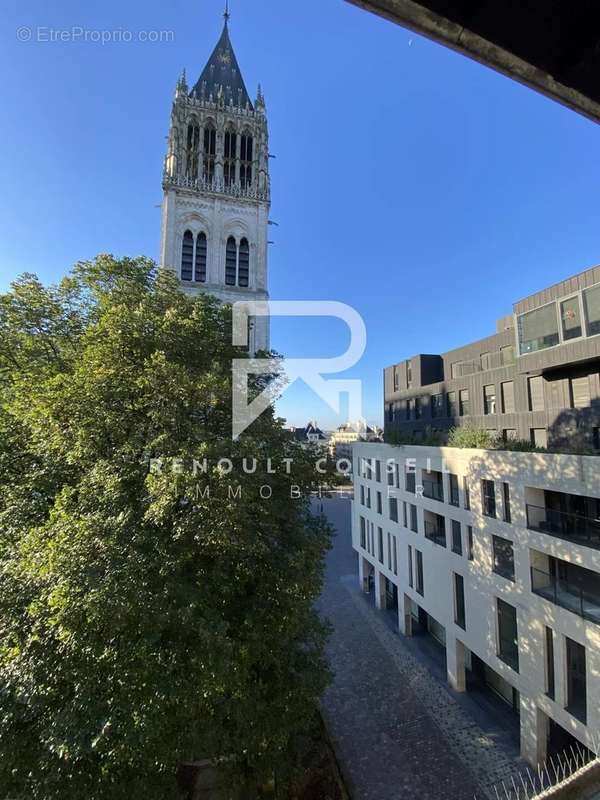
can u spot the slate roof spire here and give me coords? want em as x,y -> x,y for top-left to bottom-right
190,6 -> 252,109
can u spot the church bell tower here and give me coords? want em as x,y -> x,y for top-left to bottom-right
160,7 -> 270,352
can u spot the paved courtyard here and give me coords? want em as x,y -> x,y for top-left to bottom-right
316,497 -> 525,800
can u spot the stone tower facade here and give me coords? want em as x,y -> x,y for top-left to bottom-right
160,12 -> 270,352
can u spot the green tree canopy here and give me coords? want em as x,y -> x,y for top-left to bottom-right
0,256 -> 331,799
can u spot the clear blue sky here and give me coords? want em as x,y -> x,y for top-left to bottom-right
2,0 -> 600,429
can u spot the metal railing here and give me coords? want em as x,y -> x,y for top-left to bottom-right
424,519 -> 446,547
422,479 -> 444,502
531,567 -> 600,625
526,503 -> 600,550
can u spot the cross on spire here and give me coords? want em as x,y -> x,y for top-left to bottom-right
223,0 -> 230,24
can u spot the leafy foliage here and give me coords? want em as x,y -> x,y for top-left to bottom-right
0,256 -> 332,799
447,424 -> 499,449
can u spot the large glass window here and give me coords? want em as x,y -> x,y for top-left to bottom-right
451,520 -> 462,555
583,284 -> 600,337
449,473 -> 459,506
497,599 -> 519,672
482,479 -> 496,518
518,303 -> 559,354
415,550 -> 424,596
501,381 -> 515,413
560,296 -> 582,341
566,638 -> 587,723
459,389 -> 470,416
432,393 -> 444,418
483,385 -> 496,415
454,573 -> 466,629
492,535 -> 514,581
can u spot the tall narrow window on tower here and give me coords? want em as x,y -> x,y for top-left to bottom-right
181,230 -> 194,281
186,123 -> 200,181
225,236 -> 238,286
195,232 -> 207,282
238,238 -> 250,287
203,123 -> 216,183
240,131 -> 253,188
224,127 -> 237,187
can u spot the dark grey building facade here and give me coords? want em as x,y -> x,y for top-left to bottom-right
384,265 -> 600,451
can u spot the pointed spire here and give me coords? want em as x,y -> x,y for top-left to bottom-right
223,0 -> 230,25
190,9 -> 252,109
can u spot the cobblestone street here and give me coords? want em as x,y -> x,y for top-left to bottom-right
316,497 -> 524,800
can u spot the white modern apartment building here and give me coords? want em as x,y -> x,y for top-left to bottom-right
351,441 -> 600,767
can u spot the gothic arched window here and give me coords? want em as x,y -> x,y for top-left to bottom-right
185,123 -> 200,181
240,132 -> 253,189
225,237 -> 251,287
195,232 -> 207,283
238,238 -> 249,288
181,230 -> 194,281
224,128 -> 237,188
225,236 -> 237,286
203,123 -> 216,183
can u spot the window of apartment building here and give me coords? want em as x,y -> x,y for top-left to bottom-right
560,296 -> 583,341
530,428 -> 548,449
366,487 -> 371,509
467,525 -> 474,561
375,460 -> 381,482
463,477 -> 470,510
449,473 -> 459,506
566,638 -> 587,724
502,429 -> 517,441
502,482 -> 511,523
415,397 -> 422,419
583,284 -> 600,337
406,399 -> 414,420
408,544 -> 413,588
393,366 -> 399,391
415,549 -> 424,596
360,485 -> 365,505
360,516 -> 366,549
410,504 -> 418,533
403,501 -> 408,528
392,536 -> 398,575
387,531 -> 392,569
497,598 -> 519,672
528,375 -> 545,411
570,376 -> 591,409
594,427 -> 600,451
518,303 -> 559,355
387,403 -> 393,423
425,514 -> 446,547
483,385 -> 497,415
492,535 -> 515,581
447,391 -> 457,417
378,527 -> 384,564
545,627 -> 555,700
459,389 -> 470,416
389,497 -> 398,522
406,469 -> 416,494
451,362 -> 460,379
387,461 -> 395,486
500,345 -> 515,365
501,381 -> 515,413
451,520 -> 462,555
432,393 -> 444,418
481,479 -> 496,518
454,573 -> 466,629
377,491 -> 382,515
406,360 -> 413,388
480,352 -> 491,371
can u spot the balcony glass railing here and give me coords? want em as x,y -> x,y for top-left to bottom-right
422,479 -> 444,503
531,567 -> 600,625
526,504 -> 600,550
424,519 -> 446,547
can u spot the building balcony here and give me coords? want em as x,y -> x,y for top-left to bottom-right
526,503 -> 600,550
531,567 -> 600,625
422,471 -> 444,503
424,516 -> 446,547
